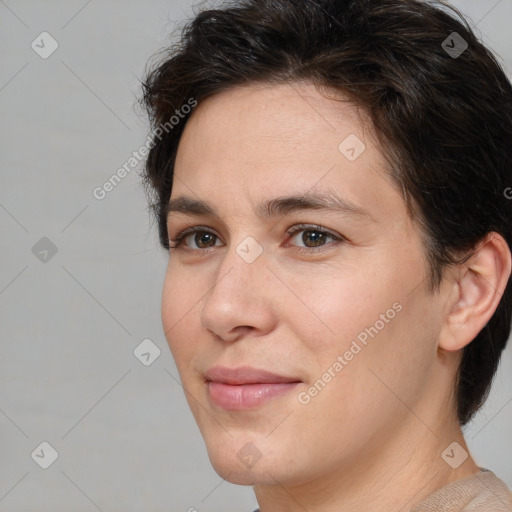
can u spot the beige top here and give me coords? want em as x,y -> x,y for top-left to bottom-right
251,469 -> 512,512
410,469 -> 512,511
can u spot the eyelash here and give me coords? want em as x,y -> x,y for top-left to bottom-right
168,224 -> 346,254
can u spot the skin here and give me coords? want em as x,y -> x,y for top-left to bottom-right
161,82 -> 511,512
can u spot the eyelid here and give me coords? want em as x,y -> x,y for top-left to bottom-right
284,224 -> 346,252
168,225 -> 221,250
285,224 -> 343,240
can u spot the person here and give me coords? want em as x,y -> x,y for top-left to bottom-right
140,0 -> 512,510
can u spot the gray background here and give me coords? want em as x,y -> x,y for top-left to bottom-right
0,1 -> 511,511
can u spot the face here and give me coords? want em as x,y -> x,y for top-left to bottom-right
162,82 -> 446,487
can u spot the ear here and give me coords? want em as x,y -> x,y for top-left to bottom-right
439,232 -> 511,352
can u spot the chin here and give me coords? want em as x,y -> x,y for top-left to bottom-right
211,461 -> 263,486
201,434 -> 284,486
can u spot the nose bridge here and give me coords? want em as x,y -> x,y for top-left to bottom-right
209,235 -> 266,300
200,234 -> 271,338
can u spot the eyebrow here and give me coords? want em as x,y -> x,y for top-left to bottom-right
165,192 -> 376,223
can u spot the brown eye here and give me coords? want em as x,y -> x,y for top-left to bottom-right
301,230 -> 328,247
193,232 -> 217,248
168,227 -> 222,250
287,225 -> 342,251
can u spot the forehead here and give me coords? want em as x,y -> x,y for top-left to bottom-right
172,81 -> 409,229
177,82 -> 374,168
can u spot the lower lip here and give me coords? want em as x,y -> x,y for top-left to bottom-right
207,381 -> 300,410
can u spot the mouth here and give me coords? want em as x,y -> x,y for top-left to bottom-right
204,365 -> 302,410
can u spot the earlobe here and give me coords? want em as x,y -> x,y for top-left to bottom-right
439,233 -> 511,352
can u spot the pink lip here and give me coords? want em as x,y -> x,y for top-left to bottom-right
205,366 -> 301,410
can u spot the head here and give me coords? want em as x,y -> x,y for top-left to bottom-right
141,0 -> 512,486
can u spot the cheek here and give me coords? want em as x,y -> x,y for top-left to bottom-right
161,263 -> 201,367
295,256 -> 434,387
286,263 -> 393,354
318,281 -> 438,418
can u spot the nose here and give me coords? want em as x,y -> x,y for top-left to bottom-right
200,239 -> 277,343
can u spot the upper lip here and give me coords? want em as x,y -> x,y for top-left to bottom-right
205,365 -> 301,385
